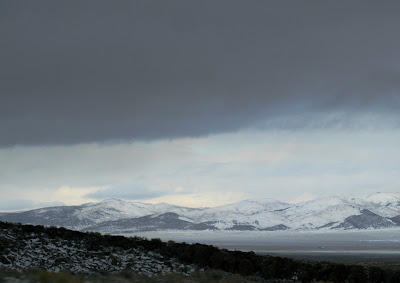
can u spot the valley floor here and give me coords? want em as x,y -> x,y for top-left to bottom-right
122,229 -> 400,264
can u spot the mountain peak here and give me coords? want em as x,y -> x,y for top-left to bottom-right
99,198 -> 125,203
242,198 -> 285,205
364,192 -> 400,205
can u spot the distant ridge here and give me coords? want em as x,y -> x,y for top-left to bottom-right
1,192 -> 400,233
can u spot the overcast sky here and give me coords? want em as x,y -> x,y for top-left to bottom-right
1,1 -> 400,210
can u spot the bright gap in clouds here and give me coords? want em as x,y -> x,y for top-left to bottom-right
0,113 -> 399,211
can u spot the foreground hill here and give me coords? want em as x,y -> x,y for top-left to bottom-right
1,193 -> 400,233
1,221 -> 400,282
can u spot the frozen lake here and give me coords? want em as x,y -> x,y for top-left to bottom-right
120,229 -> 400,262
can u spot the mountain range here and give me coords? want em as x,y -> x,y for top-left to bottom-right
1,192 -> 400,233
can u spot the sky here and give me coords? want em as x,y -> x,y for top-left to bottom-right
1,1 -> 400,210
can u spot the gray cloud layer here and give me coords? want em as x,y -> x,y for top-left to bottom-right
1,1 -> 400,146
85,185 -> 167,200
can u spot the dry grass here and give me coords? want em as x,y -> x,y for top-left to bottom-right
0,267 -> 268,283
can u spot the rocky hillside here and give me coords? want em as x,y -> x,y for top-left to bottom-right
0,222 -> 196,277
2,222 -> 400,282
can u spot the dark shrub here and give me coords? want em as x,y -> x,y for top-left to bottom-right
238,259 -> 254,276
347,265 -> 367,283
329,263 -> 348,282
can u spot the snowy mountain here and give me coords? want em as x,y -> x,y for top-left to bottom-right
1,192 -> 400,233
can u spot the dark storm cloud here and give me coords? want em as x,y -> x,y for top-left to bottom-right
1,1 -> 400,146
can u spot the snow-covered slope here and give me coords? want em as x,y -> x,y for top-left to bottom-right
77,198 -> 203,223
1,192 -> 400,232
182,199 -> 291,230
